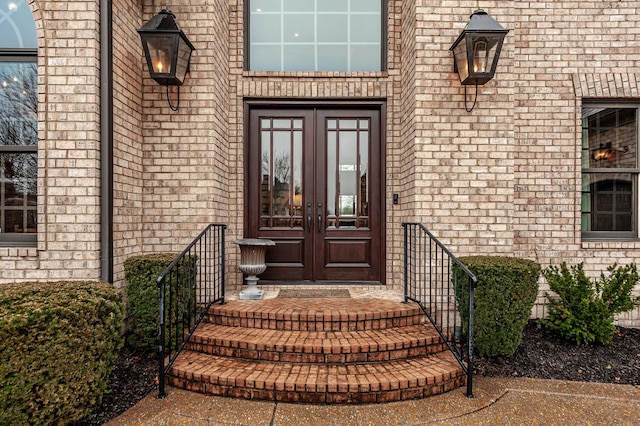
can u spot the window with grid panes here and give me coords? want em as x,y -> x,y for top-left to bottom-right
0,0 -> 37,246
581,104 -> 640,240
247,0 -> 384,72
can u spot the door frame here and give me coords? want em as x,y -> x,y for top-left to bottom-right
243,99 -> 387,285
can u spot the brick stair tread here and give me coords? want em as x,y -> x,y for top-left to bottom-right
187,322 -> 446,359
207,298 -> 424,330
169,349 -> 464,394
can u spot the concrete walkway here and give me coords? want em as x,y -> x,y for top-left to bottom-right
107,377 -> 640,425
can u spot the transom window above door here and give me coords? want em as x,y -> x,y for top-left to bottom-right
247,0 -> 384,72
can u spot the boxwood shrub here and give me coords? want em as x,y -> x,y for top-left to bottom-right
124,253 -> 197,353
456,256 -> 540,357
0,281 -> 124,425
542,262 -> 640,345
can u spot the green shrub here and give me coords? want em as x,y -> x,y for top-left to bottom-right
124,253 -> 197,353
0,281 -> 124,425
456,256 -> 540,357
541,262 -> 640,345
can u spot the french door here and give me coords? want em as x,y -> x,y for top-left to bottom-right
246,104 -> 383,282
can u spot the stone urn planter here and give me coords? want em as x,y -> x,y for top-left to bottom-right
233,238 -> 275,300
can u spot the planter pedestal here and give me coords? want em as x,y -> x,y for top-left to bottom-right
233,238 -> 275,300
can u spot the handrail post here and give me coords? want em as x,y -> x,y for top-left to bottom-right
403,223 -> 409,303
466,275 -> 475,397
221,225 -> 226,304
158,277 -> 167,399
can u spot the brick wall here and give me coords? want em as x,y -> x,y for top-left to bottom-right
112,0 -> 144,287
510,2 -> 640,325
0,0 -> 102,282
139,0 -> 230,255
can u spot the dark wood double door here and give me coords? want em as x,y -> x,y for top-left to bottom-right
246,104 -> 383,282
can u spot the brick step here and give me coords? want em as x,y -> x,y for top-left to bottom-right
168,349 -> 465,404
206,298 -> 424,331
186,323 -> 447,363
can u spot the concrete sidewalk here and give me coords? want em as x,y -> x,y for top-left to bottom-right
107,377 -> 640,425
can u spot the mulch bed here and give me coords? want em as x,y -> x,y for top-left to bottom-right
77,347 -> 158,426
475,320 -> 640,385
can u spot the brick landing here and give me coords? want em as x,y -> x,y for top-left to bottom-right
167,297 -> 466,404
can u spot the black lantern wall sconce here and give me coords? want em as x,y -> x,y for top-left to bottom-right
450,9 -> 509,112
137,9 -> 195,111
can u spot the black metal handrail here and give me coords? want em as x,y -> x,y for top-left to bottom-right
156,224 -> 226,398
402,223 -> 478,397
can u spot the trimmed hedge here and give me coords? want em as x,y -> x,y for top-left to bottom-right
456,256 -> 540,357
124,253 -> 197,353
0,281 -> 124,425
124,253 -> 176,352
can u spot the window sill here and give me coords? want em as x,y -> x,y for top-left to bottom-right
0,236 -> 37,248
582,238 -> 640,249
243,70 -> 390,79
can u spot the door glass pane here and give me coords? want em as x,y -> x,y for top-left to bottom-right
359,128 -> 369,223
327,131 -> 337,226
327,118 -> 370,229
292,131 -> 303,224
339,131 -> 357,219
261,130 -> 271,219
260,118 -> 304,229
272,131 -> 291,217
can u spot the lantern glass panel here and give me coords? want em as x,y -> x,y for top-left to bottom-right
144,34 -> 175,75
473,40 -> 488,73
452,41 -> 469,83
175,37 -> 193,83
470,33 -> 502,76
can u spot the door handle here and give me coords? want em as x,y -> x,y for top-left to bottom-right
317,203 -> 322,233
306,203 -> 312,233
